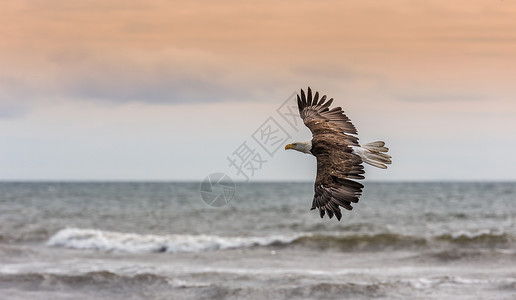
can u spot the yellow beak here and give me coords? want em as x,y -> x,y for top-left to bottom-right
285,143 -> 295,150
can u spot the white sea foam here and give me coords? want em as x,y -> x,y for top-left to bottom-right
449,229 -> 504,239
405,276 -> 490,289
46,228 -> 300,253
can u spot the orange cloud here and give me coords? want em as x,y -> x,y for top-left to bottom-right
1,0 -> 515,107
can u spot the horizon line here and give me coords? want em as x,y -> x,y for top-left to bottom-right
0,179 -> 515,183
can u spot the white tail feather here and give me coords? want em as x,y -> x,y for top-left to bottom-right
352,141 -> 392,169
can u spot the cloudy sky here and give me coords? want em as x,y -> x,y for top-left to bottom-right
1,0 -> 516,181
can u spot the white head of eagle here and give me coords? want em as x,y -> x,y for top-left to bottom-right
284,141 -> 312,154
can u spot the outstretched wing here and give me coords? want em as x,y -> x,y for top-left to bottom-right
297,87 -> 358,145
297,87 -> 364,221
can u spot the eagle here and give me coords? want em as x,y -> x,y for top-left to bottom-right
285,87 -> 391,221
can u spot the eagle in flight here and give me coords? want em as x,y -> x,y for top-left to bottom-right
285,87 -> 391,221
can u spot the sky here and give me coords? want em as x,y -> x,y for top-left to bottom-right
1,0 -> 516,181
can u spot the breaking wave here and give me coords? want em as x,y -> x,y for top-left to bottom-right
46,228 -> 300,253
436,230 -> 513,246
46,228 -> 515,254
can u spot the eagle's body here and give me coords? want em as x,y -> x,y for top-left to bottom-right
285,88 -> 391,221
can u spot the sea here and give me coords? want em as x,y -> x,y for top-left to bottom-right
0,181 -> 515,300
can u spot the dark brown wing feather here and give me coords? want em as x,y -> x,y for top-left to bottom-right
298,87 -> 364,221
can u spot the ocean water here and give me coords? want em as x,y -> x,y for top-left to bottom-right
0,182 -> 515,299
